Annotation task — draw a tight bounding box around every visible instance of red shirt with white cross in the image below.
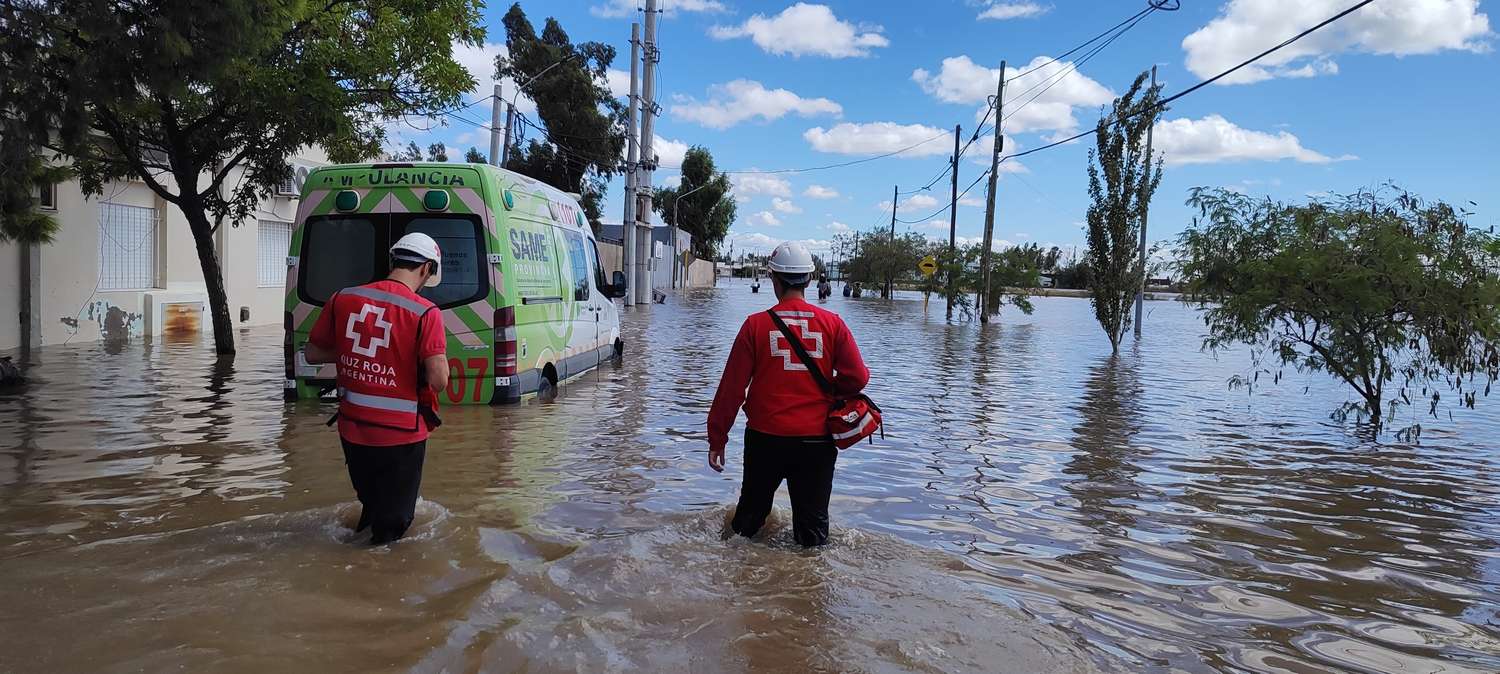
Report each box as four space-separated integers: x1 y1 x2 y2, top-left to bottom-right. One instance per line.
707 297 870 451
310 279 447 446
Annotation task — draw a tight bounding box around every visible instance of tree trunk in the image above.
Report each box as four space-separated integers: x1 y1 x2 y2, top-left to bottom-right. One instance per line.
182 203 236 357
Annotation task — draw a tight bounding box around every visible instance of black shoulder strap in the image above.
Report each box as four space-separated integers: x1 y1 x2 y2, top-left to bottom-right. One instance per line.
766 309 834 396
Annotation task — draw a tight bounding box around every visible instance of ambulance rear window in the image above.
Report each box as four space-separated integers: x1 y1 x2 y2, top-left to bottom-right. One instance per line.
398 215 486 309
301 216 379 304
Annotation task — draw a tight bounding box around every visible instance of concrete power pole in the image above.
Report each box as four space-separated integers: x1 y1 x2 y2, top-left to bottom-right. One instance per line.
978 60 1006 324
946 124 960 321
635 0 661 305
500 103 515 166
620 22 641 307
1133 65 1157 339
488 84 503 166
886 184 897 299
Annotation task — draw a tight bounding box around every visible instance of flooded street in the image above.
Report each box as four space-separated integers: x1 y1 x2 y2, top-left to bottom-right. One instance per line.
3 286 1499 673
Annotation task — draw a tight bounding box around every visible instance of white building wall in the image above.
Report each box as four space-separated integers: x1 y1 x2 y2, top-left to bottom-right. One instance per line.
0 147 328 353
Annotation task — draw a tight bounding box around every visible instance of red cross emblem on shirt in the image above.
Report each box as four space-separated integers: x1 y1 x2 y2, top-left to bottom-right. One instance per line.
345 304 392 358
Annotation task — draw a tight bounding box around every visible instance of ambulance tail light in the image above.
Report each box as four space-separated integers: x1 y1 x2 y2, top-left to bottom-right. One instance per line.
495 306 517 377
283 311 296 400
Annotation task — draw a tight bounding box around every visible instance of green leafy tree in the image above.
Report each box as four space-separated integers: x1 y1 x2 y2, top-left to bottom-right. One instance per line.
496 3 625 225
1176 186 1500 430
464 147 487 163
0 146 68 244
390 141 423 161
0 0 483 355
1085 71 1164 354
426 142 449 162
655 146 735 260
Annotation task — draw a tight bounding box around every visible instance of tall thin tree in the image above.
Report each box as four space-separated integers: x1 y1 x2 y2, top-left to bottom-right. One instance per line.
1085 71 1164 354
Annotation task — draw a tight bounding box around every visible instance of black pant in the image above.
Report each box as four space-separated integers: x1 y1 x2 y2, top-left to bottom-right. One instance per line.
341 439 426 545
731 428 838 547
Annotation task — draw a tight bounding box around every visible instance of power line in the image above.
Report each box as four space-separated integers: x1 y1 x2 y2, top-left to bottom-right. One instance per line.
895 168 991 224
958 0 1174 161
1000 0 1376 164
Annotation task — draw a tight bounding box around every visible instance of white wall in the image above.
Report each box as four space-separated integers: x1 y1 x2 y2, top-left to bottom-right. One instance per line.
9 147 329 350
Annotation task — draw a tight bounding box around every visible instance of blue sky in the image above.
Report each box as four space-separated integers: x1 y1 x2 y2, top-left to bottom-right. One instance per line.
399 0 1498 256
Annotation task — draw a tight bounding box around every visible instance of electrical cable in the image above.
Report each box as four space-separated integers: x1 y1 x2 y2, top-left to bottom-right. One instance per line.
1000 0 1376 164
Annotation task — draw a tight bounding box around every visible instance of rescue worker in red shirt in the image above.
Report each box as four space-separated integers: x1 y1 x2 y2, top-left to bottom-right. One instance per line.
707 241 870 546
303 232 450 545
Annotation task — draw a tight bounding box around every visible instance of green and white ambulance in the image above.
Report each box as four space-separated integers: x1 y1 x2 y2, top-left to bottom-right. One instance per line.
284 162 626 404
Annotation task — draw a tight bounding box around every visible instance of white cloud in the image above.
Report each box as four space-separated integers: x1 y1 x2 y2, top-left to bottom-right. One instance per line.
748 211 783 227
731 232 832 254
955 235 1017 251
652 135 690 169
827 221 852 232
606 69 631 99
921 219 951 230
1152 115 1355 166
913 55 1113 135
978 2 1050 20
592 0 727 18
450 41 536 117
803 122 950 156
732 172 793 198
877 193 940 214
1182 0 1491 84
804 184 840 199
710 3 890 58
671 79 842 129
772 197 803 214
958 196 984 207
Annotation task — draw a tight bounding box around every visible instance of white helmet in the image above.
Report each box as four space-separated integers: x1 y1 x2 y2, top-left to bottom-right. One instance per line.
768 240 815 273
391 232 443 287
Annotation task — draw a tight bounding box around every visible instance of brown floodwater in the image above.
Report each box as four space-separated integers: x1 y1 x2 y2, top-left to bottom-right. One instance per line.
2 286 1498 673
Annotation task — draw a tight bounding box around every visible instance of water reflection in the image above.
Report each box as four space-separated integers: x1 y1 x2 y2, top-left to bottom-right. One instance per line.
2 291 1500 673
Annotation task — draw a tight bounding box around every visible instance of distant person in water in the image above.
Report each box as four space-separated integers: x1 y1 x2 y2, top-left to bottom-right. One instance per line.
707 242 870 546
303 233 449 545
817 276 832 300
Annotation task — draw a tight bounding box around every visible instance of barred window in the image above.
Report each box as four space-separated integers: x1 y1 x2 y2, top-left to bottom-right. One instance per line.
257 219 292 287
98 203 158 291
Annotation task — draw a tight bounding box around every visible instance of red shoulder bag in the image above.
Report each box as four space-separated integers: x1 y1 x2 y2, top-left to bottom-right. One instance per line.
766 310 883 449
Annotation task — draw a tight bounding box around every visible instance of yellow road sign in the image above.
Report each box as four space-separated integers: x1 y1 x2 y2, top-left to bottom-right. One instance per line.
918 255 938 277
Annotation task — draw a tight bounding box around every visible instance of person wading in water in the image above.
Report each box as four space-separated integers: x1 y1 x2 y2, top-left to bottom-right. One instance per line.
304 232 449 544
707 241 870 546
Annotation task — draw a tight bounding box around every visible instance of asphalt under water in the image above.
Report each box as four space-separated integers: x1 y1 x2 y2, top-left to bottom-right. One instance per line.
2 286 1498 673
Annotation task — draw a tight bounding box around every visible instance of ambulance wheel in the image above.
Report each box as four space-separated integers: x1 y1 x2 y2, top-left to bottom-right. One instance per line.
537 364 558 402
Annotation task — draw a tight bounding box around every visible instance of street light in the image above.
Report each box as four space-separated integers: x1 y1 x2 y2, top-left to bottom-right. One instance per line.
500 52 583 165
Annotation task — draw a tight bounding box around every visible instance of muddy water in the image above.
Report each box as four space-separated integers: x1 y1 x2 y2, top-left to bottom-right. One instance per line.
2 288 1499 673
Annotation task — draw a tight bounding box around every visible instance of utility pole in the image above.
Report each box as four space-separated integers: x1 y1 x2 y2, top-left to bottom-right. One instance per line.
886 184 897 299
620 22 641 307
1133 65 1157 339
488 84 503 166
946 124 960 321
635 0 660 305
978 60 1006 324
500 103 515 166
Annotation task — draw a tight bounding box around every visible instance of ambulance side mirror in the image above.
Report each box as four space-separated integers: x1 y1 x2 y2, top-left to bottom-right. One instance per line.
605 271 628 299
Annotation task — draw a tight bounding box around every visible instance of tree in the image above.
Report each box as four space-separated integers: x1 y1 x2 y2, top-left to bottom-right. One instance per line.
391 141 424 162
1176 186 1500 430
496 3 625 225
426 142 449 162
1085 71 1164 354
0 0 484 355
655 146 735 260
464 147 487 164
